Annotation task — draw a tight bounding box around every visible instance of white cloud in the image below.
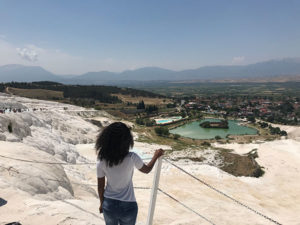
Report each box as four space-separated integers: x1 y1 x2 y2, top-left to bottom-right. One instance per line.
0 39 25 65
16 47 38 62
232 56 245 64
0 39 104 74
0 39 150 74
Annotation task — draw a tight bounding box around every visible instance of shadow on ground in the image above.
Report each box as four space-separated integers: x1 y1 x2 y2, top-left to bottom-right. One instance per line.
0 197 7 207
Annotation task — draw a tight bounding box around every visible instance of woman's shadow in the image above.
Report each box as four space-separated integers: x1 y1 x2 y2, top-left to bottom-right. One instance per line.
0 197 7 207
0 198 22 225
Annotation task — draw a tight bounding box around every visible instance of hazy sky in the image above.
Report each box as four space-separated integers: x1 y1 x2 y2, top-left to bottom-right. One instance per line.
1 0 300 74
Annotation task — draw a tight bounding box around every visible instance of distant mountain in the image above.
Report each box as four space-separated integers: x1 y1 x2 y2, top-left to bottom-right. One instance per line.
178 58 300 80
0 64 61 82
71 58 300 83
121 67 174 80
1 58 300 84
65 67 175 84
69 71 117 84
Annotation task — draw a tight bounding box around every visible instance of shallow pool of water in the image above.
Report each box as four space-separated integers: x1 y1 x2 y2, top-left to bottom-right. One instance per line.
156 116 182 124
156 119 173 123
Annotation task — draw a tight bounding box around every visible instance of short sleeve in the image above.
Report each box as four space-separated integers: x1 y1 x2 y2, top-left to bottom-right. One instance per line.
130 152 144 170
96 160 105 178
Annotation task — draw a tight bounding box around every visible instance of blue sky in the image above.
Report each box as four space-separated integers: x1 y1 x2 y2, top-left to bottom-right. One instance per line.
0 0 300 74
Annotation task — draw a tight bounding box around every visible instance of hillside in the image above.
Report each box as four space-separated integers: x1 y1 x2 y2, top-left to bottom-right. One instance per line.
1 81 165 105
1 82 172 120
0 64 61 82
0 94 300 224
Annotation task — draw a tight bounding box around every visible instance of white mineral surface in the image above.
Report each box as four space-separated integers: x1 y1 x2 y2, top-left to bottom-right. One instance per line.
0 93 300 225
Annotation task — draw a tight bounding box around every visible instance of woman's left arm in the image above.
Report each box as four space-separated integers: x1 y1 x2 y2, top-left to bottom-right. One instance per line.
97 177 105 213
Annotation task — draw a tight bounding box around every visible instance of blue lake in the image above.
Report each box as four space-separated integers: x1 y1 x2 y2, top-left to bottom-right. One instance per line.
170 118 258 139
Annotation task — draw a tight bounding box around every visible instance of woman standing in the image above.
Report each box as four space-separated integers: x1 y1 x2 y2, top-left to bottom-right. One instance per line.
96 122 164 225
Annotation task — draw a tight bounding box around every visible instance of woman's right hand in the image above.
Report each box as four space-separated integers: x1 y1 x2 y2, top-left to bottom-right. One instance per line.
139 149 165 174
99 203 103 214
154 149 164 158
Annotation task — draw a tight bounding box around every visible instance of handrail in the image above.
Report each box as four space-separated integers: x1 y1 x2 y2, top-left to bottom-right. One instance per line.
146 156 163 225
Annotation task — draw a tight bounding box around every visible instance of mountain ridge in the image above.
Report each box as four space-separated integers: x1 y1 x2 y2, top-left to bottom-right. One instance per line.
1 58 300 84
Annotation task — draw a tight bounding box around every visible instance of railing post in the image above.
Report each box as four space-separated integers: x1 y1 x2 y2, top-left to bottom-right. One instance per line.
146 156 163 225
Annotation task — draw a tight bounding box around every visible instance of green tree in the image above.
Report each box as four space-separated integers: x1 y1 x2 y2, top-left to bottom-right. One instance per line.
154 127 163 136
173 134 180 140
247 115 256 123
137 100 145 109
201 141 211 147
145 119 155 127
135 118 145 125
280 130 287 136
166 103 176 108
215 135 221 140
180 110 187 118
154 127 169 137
145 105 158 114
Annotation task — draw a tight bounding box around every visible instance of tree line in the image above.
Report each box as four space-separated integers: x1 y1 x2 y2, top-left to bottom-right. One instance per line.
0 82 165 104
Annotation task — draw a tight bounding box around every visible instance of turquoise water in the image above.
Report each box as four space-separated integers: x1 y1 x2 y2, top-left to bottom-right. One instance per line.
157 119 173 123
156 116 182 124
170 118 257 139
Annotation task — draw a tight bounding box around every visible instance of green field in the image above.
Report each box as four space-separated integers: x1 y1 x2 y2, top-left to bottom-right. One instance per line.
131 82 300 98
7 87 64 99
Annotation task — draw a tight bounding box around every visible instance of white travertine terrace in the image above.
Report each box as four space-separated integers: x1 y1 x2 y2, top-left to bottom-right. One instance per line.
0 93 300 225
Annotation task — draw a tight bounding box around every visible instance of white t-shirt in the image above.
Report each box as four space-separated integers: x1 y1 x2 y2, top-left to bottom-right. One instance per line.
97 152 144 202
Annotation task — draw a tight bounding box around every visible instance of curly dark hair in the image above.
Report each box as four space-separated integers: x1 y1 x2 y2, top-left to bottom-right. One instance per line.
95 122 134 167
